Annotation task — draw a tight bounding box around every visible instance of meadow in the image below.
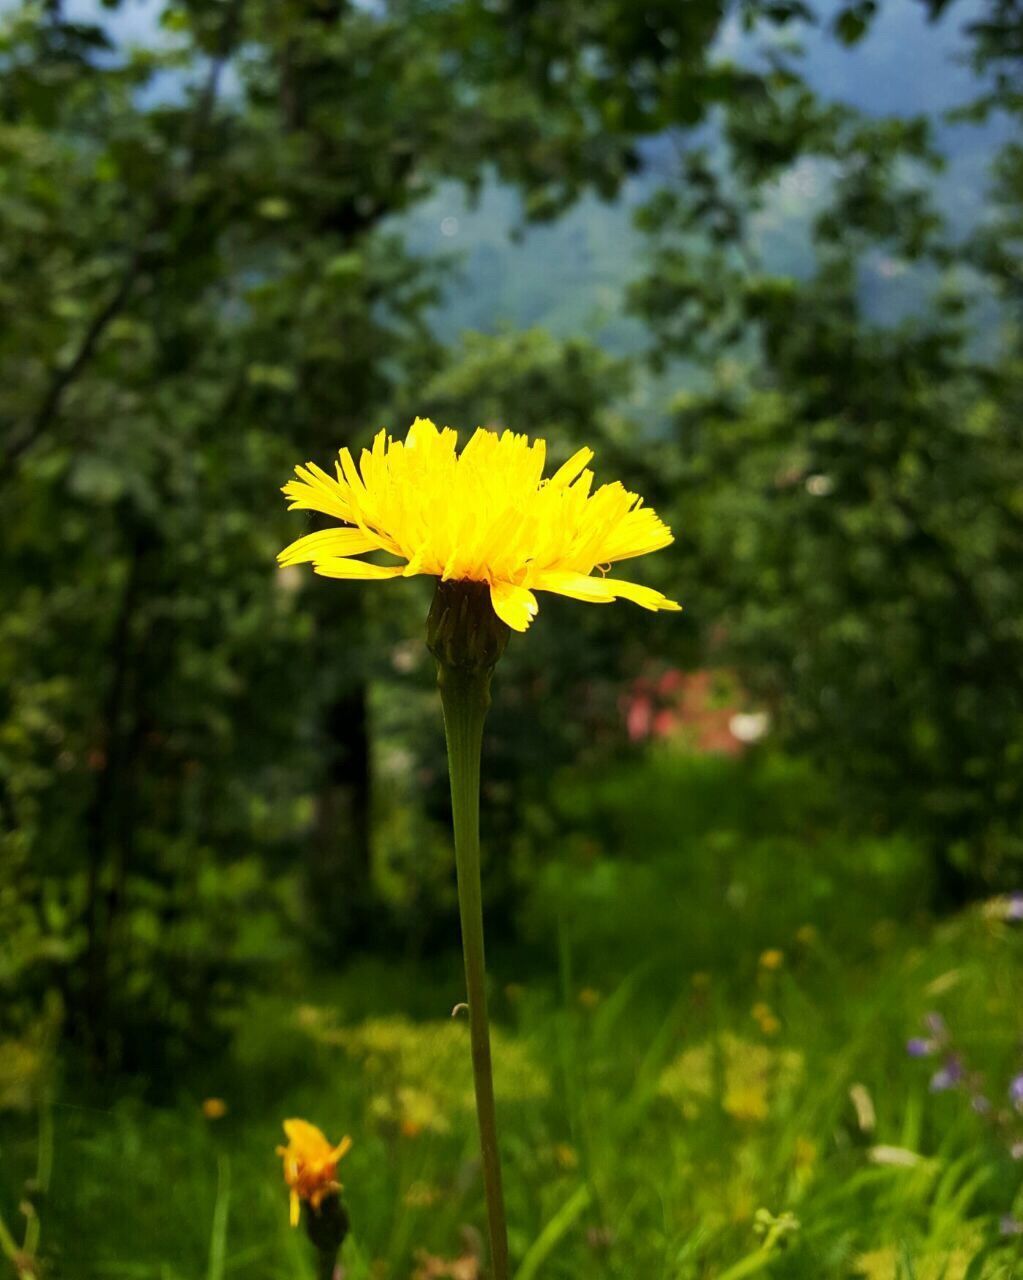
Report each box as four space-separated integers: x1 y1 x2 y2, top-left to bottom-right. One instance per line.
3 2 1023 1276
6 751 1022 1280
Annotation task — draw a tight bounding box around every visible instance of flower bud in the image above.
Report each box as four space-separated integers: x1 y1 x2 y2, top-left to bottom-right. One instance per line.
427 580 510 674
305 1190 350 1262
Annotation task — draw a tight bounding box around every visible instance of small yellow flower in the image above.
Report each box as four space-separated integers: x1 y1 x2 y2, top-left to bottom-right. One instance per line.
404 1181 442 1209
759 949 784 971
279 419 681 632
724 1082 770 1122
277 1119 352 1227
201 1097 227 1120
553 1142 579 1170
577 987 601 1009
752 1002 781 1035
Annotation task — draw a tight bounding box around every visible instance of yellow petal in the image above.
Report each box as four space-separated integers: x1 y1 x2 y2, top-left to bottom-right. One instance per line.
283 464 353 521
490 581 539 631
290 1190 300 1227
602 578 682 612
331 1135 353 1162
283 1118 323 1143
597 508 675 563
278 527 380 566
533 570 616 604
549 447 594 489
535 570 681 612
313 557 406 580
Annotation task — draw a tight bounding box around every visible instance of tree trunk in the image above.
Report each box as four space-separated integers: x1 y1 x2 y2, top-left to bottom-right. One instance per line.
82 531 147 1067
309 677 377 951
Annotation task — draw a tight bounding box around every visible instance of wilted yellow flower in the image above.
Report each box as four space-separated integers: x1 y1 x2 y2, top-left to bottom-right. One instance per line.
277 1119 352 1226
279 419 680 632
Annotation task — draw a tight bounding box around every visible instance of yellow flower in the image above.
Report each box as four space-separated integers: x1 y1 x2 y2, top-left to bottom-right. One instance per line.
759 948 784 970
752 1002 781 1035
553 1142 579 1170
278 419 681 632
276 1119 352 1227
793 1136 817 1174
201 1097 227 1120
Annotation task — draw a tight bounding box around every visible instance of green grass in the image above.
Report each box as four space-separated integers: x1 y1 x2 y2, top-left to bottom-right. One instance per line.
3 750 1023 1279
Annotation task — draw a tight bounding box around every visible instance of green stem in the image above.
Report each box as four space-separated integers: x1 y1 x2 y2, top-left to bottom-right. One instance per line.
0 1210 19 1265
314 1248 337 1280
438 662 510 1280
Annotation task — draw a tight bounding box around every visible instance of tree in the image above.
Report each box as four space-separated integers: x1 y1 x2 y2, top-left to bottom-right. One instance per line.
0 0 778 1066
628 1 1023 895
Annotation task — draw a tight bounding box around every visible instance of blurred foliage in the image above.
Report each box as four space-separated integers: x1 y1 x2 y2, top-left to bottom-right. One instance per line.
4 0 1023 1274
625 6 1023 896
0 0 1021 1089
3 752 1023 1277
0 0 722 1067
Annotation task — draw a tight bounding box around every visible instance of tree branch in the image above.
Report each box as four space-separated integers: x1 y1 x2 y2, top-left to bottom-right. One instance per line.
3 251 143 469
3 0 245 473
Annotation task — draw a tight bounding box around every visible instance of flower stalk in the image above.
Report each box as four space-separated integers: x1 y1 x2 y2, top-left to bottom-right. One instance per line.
428 581 511 1280
306 1195 349 1280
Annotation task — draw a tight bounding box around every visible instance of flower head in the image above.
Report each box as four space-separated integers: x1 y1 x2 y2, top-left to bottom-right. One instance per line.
279 419 681 632
929 1056 964 1092
277 1119 352 1226
906 1038 934 1059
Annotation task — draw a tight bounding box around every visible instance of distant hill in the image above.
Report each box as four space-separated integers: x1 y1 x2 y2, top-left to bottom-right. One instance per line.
20 0 1013 356
399 0 1012 354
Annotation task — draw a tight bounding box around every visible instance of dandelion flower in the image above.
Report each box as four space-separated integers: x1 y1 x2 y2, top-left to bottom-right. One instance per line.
278 418 680 632
277 1119 352 1227
276 419 680 1280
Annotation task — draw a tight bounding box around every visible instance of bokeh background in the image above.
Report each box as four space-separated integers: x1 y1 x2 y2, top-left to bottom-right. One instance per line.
2 1 1023 1276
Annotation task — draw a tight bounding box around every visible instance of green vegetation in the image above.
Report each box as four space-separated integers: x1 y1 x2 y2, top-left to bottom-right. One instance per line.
5 754 1023 1278
2 0 1023 1274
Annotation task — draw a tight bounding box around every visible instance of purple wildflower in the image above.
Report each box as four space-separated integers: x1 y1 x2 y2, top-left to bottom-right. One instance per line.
907 1038 934 1058
971 1094 992 1114
930 1056 964 1093
1006 893 1023 922
1009 1073 1023 1108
